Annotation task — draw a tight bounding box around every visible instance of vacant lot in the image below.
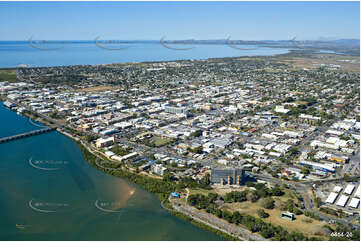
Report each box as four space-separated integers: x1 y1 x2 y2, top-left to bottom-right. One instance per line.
76 85 115 93
153 137 173 147
222 200 331 238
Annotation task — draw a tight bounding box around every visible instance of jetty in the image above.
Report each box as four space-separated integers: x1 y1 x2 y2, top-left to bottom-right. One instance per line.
0 127 56 144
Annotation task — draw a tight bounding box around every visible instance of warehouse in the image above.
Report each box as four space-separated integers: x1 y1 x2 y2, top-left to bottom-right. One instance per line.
325 192 338 204
344 184 355 195
336 195 349 207
348 198 360 208
296 160 335 173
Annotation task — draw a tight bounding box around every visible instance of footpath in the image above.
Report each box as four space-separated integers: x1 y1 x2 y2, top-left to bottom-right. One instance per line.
169 198 267 241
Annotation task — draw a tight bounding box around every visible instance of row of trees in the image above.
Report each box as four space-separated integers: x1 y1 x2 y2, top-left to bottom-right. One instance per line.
188 184 285 209
224 183 284 204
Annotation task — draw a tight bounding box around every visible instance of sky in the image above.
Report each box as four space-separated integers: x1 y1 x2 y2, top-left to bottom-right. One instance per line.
0 1 359 41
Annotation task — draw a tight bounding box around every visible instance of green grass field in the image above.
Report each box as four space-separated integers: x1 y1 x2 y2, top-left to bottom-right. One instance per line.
153 137 173 147
0 69 19 83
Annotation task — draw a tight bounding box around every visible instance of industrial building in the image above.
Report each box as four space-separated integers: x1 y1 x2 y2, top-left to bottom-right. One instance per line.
336 195 349 207
95 136 114 148
344 184 355 195
333 186 343 193
210 167 244 185
326 192 338 204
349 198 360 208
164 106 189 115
296 160 335 173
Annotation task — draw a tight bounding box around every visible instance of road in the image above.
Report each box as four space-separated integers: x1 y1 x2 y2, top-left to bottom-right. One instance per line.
170 198 267 241
342 149 360 176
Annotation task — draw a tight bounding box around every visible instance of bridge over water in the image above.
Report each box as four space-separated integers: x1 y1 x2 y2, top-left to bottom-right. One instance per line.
0 127 56 144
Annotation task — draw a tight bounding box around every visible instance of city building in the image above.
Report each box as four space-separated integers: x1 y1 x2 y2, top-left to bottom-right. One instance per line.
95 137 114 148
164 106 189 115
210 167 244 185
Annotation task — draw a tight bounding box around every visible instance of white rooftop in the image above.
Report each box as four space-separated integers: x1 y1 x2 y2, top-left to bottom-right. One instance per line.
336 195 349 207
344 184 355 195
325 192 338 204
349 198 360 208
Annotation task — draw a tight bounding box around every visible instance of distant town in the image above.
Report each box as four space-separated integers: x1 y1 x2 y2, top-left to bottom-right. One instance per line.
0 51 359 240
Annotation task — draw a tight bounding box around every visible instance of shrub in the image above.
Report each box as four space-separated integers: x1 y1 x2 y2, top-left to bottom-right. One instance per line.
257 209 270 218
261 197 275 209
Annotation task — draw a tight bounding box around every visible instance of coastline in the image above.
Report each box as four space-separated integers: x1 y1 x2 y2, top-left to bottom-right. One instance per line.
0 42 291 69
72 132 240 241
0 100 244 241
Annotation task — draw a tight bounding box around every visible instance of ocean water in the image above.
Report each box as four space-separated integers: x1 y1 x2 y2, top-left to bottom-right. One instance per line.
0 41 289 67
0 103 223 240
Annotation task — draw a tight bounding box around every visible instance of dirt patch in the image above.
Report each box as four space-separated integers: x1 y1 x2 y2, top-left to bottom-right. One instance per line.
277 53 360 73
76 85 115 93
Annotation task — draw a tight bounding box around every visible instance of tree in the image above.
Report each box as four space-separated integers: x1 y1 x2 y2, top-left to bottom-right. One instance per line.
246 191 260 202
222 210 233 223
232 211 242 224
301 166 310 175
215 209 222 218
261 197 275 209
201 173 211 186
286 199 295 212
288 147 299 155
163 171 173 182
191 130 202 137
187 194 210 209
255 183 270 198
207 193 218 203
257 209 270 218
191 146 203 154
293 208 302 215
271 170 279 178
276 200 287 211
271 185 284 196
224 191 248 203
260 226 274 238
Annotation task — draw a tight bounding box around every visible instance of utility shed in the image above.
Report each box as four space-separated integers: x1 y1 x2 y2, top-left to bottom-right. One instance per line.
336 195 349 207
348 198 360 208
326 192 338 204
344 184 355 195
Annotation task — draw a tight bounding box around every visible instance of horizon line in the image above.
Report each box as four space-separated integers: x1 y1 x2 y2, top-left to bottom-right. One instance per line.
0 38 359 42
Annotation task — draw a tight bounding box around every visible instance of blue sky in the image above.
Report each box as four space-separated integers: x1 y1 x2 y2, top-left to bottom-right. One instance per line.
0 1 359 40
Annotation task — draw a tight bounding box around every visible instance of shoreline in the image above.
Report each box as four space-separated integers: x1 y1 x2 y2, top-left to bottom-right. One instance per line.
0 45 291 69
0 101 245 241
72 134 240 240
2 49 354 70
